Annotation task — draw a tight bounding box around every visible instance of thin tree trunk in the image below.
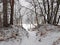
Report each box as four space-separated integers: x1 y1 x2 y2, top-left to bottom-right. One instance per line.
0 13 2 27
10 0 14 25
53 0 59 25
57 16 60 24
47 0 50 24
50 0 54 24
43 0 47 14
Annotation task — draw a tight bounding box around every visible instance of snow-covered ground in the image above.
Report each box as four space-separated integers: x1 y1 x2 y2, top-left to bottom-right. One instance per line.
0 24 60 45
21 30 60 45
0 25 28 45
20 24 60 45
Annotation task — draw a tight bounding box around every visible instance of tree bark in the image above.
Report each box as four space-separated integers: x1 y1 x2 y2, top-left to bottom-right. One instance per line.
10 0 14 25
47 0 50 24
3 0 8 27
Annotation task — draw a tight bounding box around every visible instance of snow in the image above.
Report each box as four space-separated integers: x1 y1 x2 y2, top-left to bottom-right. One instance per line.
20 24 60 45
0 25 28 45
19 0 33 9
21 31 39 45
0 0 60 45
21 29 60 45
0 24 60 45
0 31 60 45
22 24 37 31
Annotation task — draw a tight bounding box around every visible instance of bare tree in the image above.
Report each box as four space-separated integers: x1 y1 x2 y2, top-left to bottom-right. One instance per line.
41 0 60 25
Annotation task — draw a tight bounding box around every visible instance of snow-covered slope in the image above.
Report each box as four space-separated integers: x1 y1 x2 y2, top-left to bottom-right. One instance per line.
21 28 60 45
0 25 29 45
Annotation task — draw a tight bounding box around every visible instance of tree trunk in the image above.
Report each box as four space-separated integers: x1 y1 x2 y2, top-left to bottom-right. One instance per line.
3 0 8 27
0 14 2 27
47 0 50 24
10 0 14 25
50 0 54 24
53 0 59 25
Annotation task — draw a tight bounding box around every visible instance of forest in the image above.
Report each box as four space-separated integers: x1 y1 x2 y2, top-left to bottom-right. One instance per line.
0 0 60 45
